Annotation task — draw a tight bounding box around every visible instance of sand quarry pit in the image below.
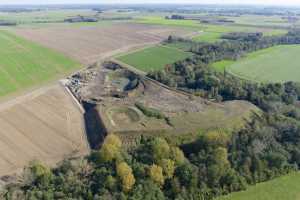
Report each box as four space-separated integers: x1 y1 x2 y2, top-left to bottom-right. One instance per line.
0 84 89 176
14 23 192 64
68 62 260 147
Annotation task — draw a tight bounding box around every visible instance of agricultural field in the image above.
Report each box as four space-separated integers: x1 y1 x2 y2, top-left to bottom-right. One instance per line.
0 9 98 25
135 16 201 29
226 14 293 28
213 45 300 83
218 173 300 200
192 31 222 42
116 45 193 72
0 30 80 97
212 60 235 73
165 40 194 51
14 23 191 64
0 84 89 176
136 16 288 42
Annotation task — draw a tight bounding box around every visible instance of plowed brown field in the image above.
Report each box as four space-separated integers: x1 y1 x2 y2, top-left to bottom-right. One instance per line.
14 23 192 64
0 84 89 176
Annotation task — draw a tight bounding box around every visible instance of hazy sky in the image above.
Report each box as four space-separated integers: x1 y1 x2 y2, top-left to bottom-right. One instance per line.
0 0 299 5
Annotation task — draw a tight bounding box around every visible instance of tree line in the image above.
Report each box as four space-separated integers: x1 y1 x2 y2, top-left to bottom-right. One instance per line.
151 31 300 114
3 112 300 200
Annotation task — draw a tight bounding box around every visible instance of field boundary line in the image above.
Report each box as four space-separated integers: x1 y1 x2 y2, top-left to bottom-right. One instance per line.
114 42 161 58
59 80 85 114
59 80 91 152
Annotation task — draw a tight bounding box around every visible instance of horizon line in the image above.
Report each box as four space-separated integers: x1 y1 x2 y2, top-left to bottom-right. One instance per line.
0 3 299 6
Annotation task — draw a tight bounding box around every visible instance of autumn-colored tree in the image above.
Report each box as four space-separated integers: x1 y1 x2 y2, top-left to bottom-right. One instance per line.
104 134 122 149
99 134 122 162
28 160 52 180
117 162 132 177
170 147 185 165
213 147 230 168
25 161 52 185
149 164 165 186
152 138 170 162
99 143 119 162
122 173 136 192
159 159 175 179
117 162 135 192
203 130 229 147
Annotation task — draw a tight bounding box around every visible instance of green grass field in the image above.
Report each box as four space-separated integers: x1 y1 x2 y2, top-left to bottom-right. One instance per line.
0 30 80 96
0 9 121 28
192 31 223 42
116 45 193 72
165 41 194 51
226 14 292 28
217 173 300 200
212 60 235 72
213 45 300 83
0 9 96 24
136 16 201 29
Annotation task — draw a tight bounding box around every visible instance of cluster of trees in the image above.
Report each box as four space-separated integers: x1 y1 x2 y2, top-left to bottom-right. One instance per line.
64 15 98 23
166 30 300 62
165 15 185 20
221 32 263 42
3 110 300 200
0 21 17 26
151 31 300 116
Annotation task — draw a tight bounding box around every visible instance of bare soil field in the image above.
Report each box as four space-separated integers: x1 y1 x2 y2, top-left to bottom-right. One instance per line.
14 23 192 64
0 84 89 176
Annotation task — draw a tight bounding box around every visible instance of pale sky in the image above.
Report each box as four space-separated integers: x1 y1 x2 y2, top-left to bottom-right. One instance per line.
0 0 299 6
